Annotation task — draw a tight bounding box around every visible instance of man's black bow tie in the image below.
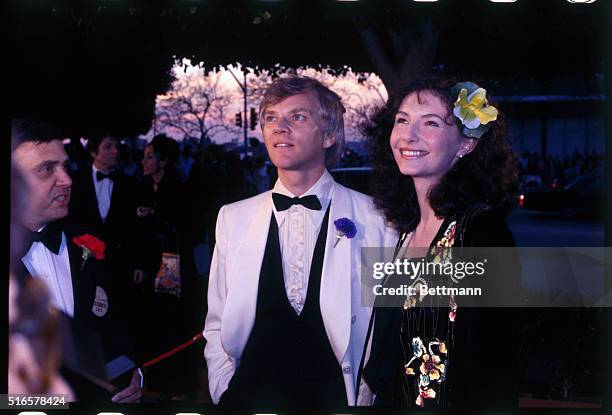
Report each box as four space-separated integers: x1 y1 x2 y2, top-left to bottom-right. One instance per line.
96 170 118 182
272 193 322 211
31 223 62 255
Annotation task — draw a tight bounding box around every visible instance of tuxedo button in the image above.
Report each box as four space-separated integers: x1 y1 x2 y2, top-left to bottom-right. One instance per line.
351 315 357 324
342 366 352 374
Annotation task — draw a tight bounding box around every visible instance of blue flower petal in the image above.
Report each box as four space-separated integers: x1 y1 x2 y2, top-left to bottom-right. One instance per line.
334 218 357 238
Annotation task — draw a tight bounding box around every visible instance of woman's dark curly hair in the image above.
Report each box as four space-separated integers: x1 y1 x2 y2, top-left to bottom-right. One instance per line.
365 77 519 234
148 134 180 178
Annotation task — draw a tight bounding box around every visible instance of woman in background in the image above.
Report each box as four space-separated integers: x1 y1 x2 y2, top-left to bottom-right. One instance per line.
134 134 200 400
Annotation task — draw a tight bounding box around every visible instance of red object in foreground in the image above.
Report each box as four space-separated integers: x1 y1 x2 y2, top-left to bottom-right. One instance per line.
72 234 106 259
143 332 204 368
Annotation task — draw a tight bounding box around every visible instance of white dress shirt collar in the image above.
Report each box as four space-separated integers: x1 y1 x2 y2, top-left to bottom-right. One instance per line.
92 164 119 181
91 164 114 222
271 170 334 227
92 164 102 177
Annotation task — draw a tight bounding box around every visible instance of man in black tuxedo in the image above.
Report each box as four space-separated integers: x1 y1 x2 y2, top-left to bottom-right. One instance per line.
11 120 142 402
67 133 146 284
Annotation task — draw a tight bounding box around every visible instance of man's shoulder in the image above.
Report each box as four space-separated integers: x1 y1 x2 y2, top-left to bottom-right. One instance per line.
342 184 373 203
332 182 376 210
331 182 393 237
220 191 271 217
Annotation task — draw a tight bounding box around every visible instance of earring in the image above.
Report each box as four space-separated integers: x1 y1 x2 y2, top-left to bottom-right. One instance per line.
458 153 464 158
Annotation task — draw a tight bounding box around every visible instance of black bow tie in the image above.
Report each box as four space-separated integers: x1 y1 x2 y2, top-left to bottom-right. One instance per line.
96 170 117 182
31 223 62 255
272 193 322 211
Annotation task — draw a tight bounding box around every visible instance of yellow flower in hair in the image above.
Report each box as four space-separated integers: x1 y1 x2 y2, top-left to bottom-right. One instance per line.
453 87 498 129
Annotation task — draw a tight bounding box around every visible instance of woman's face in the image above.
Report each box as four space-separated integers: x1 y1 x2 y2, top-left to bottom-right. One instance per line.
390 91 473 184
142 145 163 176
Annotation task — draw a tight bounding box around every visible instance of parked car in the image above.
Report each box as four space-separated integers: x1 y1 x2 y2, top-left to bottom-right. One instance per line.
519 172 604 218
330 166 373 196
520 174 543 191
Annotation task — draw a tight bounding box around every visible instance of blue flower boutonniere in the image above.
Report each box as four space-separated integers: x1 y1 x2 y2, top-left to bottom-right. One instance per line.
333 218 356 248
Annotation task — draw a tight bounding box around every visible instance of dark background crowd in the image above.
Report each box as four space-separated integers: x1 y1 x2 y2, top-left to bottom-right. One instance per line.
518 149 604 191
65 134 606 205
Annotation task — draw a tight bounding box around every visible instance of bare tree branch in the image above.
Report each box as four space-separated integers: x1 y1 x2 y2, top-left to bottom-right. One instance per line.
155 69 235 143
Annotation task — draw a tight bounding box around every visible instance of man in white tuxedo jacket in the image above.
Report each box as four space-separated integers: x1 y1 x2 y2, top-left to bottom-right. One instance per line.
204 76 395 408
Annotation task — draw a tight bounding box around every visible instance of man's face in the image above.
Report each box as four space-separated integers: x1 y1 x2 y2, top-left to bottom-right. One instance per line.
12 140 72 230
261 93 335 174
92 136 120 172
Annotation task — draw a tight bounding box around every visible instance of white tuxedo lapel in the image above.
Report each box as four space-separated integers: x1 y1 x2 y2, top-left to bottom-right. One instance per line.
222 193 272 359
320 183 353 363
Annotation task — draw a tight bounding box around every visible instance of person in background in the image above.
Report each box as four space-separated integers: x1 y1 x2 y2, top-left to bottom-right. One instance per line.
178 143 195 183
67 132 144 286
63 136 90 174
249 137 267 160
134 134 200 400
120 142 142 180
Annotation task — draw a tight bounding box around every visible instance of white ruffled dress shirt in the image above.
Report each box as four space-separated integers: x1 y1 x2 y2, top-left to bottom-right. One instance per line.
92 165 114 223
21 229 74 318
271 170 333 315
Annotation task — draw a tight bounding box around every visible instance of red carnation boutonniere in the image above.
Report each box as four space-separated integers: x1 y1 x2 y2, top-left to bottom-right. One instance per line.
72 234 106 270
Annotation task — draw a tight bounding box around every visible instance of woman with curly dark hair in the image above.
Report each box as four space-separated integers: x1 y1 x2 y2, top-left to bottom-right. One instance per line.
358 77 520 409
